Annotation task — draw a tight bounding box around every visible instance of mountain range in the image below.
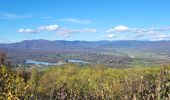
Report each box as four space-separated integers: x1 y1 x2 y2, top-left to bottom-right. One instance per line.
0 39 170 52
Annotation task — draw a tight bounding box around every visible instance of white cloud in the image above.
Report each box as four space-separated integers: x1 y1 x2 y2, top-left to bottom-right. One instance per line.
56 28 97 37
38 24 59 31
58 18 92 24
146 33 170 41
106 25 170 40
102 34 115 38
57 30 72 37
60 34 71 37
114 25 129 32
18 28 37 33
105 25 125 33
133 32 170 41
57 28 75 36
132 28 170 40
107 25 170 34
106 25 129 32
80 28 97 33
18 24 97 38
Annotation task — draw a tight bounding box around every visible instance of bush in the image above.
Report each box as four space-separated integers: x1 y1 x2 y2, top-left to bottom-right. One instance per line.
0 64 170 99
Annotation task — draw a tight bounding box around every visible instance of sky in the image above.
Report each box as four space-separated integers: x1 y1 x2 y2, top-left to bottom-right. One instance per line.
1 0 170 43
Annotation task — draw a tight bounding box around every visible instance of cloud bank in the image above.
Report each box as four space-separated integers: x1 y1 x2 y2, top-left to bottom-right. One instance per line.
105 25 170 40
18 24 97 37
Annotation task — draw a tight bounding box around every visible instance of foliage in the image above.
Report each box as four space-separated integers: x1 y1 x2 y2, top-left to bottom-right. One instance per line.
0 65 30 100
0 64 170 99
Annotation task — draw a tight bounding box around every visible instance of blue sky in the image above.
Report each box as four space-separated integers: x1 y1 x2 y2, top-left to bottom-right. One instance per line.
1 0 170 42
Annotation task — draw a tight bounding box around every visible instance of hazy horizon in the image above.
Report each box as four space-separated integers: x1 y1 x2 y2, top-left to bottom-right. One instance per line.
1 39 170 44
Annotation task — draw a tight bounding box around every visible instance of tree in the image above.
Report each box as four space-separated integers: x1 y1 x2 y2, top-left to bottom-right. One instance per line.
0 50 7 66
0 50 11 68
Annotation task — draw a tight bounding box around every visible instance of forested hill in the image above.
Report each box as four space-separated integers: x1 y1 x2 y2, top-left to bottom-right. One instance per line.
0 40 170 52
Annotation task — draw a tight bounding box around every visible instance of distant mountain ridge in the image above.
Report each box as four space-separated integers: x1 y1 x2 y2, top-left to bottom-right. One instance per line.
1 39 170 52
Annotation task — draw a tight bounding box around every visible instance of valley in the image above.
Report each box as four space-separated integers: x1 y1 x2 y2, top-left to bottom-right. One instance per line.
1 40 170 67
